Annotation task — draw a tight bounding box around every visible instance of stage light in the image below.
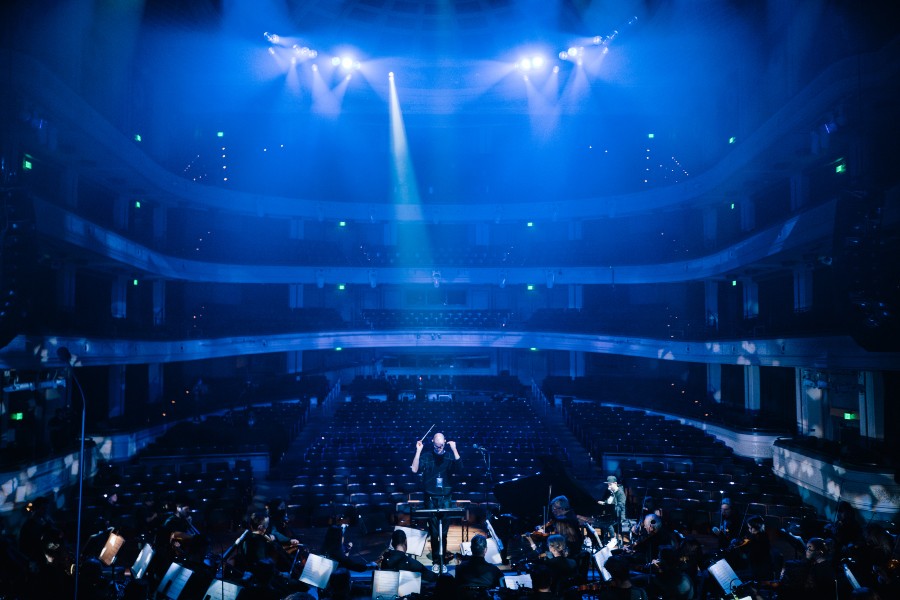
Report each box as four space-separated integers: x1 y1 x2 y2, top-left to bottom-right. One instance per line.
312 64 318 72
593 36 602 45
268 47 275 55
552 66 559 73
331 57 341 66
519 58 532 71
559 51 568 60
388 72 394 79
341 56 355 70
532 55 545 69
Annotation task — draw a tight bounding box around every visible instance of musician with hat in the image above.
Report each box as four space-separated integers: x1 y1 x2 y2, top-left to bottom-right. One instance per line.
602 476 627 542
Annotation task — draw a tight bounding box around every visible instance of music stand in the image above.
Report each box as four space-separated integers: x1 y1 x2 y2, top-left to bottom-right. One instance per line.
202 579 242 600
371 570 422 599
708 558 743 597
459 538 502 565
131 544 155 580
393 526 428 557
99 532 126 567
298 553 337 589
411 507 466 574
158 563 195 600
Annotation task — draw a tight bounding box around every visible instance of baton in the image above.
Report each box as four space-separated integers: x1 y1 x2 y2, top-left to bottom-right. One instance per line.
420 424 435 442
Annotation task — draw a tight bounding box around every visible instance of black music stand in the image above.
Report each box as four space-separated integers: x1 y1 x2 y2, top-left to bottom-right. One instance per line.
411 507 466 574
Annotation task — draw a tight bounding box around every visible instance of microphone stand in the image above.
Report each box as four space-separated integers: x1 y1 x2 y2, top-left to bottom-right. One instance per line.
60 351 87 600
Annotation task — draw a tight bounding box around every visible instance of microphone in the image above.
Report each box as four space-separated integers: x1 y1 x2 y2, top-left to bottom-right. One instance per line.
472 444 488 452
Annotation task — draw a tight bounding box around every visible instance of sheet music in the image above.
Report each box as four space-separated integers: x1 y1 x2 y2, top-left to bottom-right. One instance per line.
299 553 336 589
202 579 241 600
502 573 533 589
398 571 422 596
158 563 193 599
372 571 422 599
394 526 428 557
708 559 743 595
458 539 502 564
99 532 125 566
131 544 154 579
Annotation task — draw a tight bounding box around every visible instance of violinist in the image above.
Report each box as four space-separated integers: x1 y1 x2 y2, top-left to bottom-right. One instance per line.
736 516 774 582
266 498 300 550
628 514 672 566
711 498 740 550
538 534 579 594
804 537 836 600
542 496 582 552
237 511 307 597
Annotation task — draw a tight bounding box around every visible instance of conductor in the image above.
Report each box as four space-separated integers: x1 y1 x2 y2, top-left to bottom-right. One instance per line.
411 432 461 573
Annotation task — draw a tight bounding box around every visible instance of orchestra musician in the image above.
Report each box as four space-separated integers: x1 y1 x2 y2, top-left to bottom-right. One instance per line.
266 497 300 550
380 529 437 582
597 554 649 600
539 534 579 594
627 513 672 565
711 498 741 550
602 476 627 542
542 496 583 551
411 431 461 573
455 534 503 590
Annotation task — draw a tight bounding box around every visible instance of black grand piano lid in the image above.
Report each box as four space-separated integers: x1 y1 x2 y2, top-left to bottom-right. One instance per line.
492 456 600 521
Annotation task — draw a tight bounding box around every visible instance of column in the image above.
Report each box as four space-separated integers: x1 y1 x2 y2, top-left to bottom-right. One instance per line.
62 167 79 208
108 365 126 419
707 363 722 402
744 365 760 411
111 276 127 319
790 173 809 212
286 351 303 375
704 281 719 330
153 205 168 245
569 351 585 379
148 363 164 405
702 207 718 249
742 279 759 320
793 266 813 313
797 367 828 438
568 284 583 310
113 195 129 231
740 197 756 232
568 220 582 241
858 371 885 441
289 284 303 310
57 263 76 312
152 280 166 326
289 218 304 240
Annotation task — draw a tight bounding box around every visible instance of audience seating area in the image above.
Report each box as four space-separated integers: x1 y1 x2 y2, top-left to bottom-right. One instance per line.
288 397 568 526
360 309 515 330
563 402 818 535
